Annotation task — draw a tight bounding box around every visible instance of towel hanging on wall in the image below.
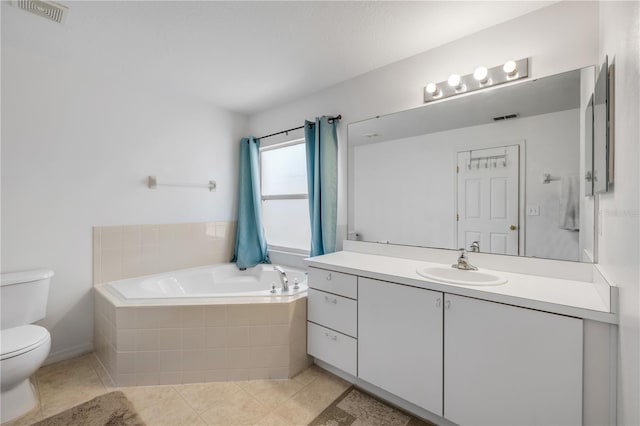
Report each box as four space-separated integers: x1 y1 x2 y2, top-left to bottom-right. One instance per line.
559 176 580 231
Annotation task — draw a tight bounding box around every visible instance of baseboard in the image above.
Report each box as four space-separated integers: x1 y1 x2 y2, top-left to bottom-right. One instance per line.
44 342 94 365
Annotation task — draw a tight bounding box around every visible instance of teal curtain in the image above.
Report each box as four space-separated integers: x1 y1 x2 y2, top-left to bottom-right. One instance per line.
305 116 338 257
232 137 270 269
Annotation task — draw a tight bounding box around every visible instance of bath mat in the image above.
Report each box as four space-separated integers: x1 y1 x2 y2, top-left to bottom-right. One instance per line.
33 391 145 426
309 386 434 426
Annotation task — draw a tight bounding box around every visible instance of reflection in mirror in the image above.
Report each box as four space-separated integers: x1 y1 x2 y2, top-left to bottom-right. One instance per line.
348 67 595 262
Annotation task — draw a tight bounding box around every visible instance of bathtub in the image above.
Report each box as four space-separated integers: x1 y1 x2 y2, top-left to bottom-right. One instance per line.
93 263 311 386
105 263 308 301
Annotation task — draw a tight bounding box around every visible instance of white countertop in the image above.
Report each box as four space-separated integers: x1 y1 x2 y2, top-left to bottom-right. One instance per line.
305 251 617 324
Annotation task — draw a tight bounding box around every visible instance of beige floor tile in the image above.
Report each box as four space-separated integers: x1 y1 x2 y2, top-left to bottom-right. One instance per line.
199 390 270 425
242 379 304 406
174 381 243 413
36 355 98 385
119 385 179 412
2 406 43 426
304 371 350 400
271 395 324 425
138 397 205 426
39 374 107 418
291 364 325 386
252 411 299 426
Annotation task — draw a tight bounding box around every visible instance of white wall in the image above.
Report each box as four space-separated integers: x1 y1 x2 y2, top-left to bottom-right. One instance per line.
352 109 581 261
1 4 248 360
249 1 599 247
597 2 640 425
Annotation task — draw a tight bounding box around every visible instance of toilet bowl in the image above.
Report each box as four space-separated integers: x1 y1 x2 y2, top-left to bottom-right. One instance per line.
1 325 51 423
0 269 53 423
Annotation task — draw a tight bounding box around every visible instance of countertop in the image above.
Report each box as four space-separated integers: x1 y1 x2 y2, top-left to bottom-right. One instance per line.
305 251 617 323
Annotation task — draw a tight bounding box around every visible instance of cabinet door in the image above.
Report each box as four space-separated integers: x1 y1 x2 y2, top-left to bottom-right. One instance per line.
444 294 582 426
358 277 443 415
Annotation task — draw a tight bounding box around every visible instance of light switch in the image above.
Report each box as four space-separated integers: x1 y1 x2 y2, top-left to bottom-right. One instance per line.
527 205 540 216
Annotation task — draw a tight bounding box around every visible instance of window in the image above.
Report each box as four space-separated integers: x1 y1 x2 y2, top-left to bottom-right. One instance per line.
260 139 311 253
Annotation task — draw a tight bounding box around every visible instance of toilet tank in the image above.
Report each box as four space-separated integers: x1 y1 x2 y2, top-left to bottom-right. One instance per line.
1 269 53 329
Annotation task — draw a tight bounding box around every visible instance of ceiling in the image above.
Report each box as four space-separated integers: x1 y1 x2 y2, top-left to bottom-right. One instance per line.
3 1 556 115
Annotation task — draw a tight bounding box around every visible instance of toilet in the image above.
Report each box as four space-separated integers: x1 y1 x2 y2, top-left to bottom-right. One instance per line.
1 269 53 423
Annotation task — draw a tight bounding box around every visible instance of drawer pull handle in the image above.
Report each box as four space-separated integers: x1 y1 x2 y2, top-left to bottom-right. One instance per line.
436 298 442 308
326 273 332 281
325 296 338 304
324 332 338 341
445 300 451 310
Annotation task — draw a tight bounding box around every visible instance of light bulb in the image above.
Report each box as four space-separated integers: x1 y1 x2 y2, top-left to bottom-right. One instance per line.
503 60 518 77
448 74 461 88
473 66 489 84
426 82 441 97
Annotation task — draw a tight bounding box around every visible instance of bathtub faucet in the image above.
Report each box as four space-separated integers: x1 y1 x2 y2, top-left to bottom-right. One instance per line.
274 266 289 292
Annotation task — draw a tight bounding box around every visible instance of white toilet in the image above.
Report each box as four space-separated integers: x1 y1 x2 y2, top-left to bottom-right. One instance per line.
1 269 53 423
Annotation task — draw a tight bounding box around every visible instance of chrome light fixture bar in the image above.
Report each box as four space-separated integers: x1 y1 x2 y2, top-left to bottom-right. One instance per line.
424 58 529 103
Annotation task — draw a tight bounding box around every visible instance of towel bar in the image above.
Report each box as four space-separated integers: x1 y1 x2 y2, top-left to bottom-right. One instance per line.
147 176 216 191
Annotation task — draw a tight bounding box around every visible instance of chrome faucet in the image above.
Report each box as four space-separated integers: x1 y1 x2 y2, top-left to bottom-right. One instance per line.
470 241 480 253
452 248 478 271
274 266 289 291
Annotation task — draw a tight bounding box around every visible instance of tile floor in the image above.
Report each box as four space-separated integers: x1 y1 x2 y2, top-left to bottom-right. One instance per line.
5 353 351 426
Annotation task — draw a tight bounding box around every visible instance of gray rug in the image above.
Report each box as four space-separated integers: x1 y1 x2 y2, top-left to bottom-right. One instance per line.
309 386 434 426
33 391 145 426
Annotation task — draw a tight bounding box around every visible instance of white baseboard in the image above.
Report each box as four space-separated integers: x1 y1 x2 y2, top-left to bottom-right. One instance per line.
44 342 94 365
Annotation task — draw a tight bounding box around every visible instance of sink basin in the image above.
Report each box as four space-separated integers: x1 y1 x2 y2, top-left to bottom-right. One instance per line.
416 266 507 286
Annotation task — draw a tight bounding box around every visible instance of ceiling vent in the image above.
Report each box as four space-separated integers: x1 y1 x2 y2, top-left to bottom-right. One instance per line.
12 0 68 24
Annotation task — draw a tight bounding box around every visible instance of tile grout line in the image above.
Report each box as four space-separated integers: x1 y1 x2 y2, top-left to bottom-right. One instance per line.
170 383 210 424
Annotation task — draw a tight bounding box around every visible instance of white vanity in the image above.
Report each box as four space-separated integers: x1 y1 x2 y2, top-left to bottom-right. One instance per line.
305 243 617 426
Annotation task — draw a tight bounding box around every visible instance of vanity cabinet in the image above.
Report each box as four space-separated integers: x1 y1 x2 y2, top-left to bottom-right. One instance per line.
307 267 358 376
444 293 583 426
358 277 443 416
306 267 584 426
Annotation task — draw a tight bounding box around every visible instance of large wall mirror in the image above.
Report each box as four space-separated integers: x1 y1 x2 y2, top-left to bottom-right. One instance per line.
348 66 596 263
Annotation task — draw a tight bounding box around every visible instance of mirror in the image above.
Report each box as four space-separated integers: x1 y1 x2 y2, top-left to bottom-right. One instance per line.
593 56 613 193
348 66 595 262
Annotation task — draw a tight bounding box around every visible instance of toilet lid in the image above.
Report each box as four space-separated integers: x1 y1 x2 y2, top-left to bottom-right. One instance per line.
1 325 50 360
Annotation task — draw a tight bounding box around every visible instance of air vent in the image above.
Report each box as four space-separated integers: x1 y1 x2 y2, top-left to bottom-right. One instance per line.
12 0 68 24
493 113 520 121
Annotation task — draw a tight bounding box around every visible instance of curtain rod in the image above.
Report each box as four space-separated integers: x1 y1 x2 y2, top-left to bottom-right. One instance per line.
256 115 341 140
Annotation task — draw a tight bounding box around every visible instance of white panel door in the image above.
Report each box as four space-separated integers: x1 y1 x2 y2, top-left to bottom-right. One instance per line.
444 293 583 426
457 146 519 255
358 277 443 416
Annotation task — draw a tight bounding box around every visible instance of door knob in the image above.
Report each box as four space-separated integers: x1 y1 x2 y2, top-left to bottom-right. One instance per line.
509 225 518 231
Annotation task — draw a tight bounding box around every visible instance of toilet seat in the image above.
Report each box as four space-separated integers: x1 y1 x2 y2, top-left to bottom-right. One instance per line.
1 325 50 361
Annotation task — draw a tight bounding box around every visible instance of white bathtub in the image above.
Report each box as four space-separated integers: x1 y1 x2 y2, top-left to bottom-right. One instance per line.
105 263 308 300
93 262 311 386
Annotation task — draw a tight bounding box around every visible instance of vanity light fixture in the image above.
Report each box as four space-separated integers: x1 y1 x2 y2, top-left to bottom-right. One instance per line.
424 58 529 103
503 60 518 77
473 66 489 85
425 82 441 98
448 74 463 91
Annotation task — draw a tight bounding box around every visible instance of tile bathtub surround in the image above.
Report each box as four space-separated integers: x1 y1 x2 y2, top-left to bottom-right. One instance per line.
93 221 236 284
94 292 312 387
5 352 350 426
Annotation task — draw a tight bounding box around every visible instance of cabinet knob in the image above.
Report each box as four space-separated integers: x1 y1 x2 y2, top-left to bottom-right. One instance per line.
326 273 332 281
445 300 451 309
324 332 337 341
325 295 338 304
509 224 518 231
436 298 442 308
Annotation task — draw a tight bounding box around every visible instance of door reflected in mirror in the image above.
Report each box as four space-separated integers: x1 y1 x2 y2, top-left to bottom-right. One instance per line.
348 66 596 262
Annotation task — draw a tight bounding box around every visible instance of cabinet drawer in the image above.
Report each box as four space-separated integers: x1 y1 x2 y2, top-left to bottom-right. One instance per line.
308 288 357 337
307 322 357 376
308 267 357 299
